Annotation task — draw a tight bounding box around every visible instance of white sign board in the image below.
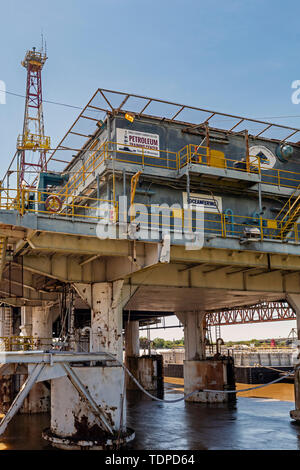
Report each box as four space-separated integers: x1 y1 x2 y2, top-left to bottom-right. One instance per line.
249 145 276 170
117 128 160 157
182 192 222 213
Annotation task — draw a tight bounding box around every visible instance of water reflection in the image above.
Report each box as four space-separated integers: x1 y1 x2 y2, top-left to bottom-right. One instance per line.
0 383 299 450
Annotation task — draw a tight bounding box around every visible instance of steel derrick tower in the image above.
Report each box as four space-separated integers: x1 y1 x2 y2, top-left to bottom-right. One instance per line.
16 46 50 188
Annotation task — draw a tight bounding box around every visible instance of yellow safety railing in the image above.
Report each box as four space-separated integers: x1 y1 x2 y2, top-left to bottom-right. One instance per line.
4 141 300 209
59 140 264 205
0 187 118 224
0 336 54 351
58 140 107 198
106 141 178 170
276 183 300 223
179 144 262 175
118 203 300 243
57 140 177 203
260 168 300 190
31 189 117 222
0 187 300 243
177 144 300 188
17 132 51 151
17 140 299 205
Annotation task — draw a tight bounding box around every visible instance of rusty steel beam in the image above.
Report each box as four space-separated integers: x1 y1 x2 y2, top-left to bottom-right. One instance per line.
69 131 91 138
206 301 296 326
98 88 300 135
170 105 185 121
280 130 299 142
255 124 272 138
138 99 152 117
116 94 130 112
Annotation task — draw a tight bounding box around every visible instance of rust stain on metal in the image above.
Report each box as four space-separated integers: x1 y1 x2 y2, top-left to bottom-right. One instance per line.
0 376 13 413
101 406 115 428
72 414 109 441
194 361 224 390
114 329 120 341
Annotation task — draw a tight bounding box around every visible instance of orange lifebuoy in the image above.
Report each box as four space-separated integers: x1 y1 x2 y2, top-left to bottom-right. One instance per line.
45 195 62 213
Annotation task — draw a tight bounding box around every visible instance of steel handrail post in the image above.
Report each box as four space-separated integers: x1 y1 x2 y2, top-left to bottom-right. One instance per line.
21 187 26 216
223 213 227 238
72 195 75 220
260 216 264 240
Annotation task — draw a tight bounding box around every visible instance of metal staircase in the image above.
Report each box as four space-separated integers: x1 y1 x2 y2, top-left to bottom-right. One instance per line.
276 184 300 239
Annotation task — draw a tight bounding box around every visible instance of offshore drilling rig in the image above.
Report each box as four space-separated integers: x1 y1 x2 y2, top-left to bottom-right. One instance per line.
1 46 300 448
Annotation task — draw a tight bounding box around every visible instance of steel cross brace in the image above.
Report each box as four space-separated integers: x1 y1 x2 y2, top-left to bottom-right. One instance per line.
62 362 113 435
0 363 45 435
0 358 115 437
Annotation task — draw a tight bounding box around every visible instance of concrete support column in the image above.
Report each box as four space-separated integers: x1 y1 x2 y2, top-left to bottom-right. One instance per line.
21 304 53 414
0 307 6 338
19 306 32 337
287 294 300 421
47 281 135 448
124 320 139 389
90 281 123 361
125 321 140 358
31 305 53 348
176 311 234 403
124 320 164 392
0 306 14 413
178 311 206 361
0 306 13 338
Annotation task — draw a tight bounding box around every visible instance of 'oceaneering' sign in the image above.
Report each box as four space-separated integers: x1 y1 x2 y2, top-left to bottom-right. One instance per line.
182 192 222 213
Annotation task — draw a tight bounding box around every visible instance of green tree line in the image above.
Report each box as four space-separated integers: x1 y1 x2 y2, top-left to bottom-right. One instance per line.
139 337 184 350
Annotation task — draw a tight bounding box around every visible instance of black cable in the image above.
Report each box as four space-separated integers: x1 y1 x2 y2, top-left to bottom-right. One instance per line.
1 88 300 120
0 89 86 112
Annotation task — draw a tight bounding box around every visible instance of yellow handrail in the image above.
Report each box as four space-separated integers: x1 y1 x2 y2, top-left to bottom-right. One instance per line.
1 187 300 243
15 140 299 202
0 336 54 351
276 183 300 222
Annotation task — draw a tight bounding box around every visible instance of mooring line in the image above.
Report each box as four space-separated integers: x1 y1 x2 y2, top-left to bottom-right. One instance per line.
105 352 296 404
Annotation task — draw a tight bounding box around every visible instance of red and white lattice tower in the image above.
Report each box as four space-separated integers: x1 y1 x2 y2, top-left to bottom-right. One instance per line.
17 46 50 188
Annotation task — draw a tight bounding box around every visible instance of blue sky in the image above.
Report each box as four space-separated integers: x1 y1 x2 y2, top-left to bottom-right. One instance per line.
2 0 300 166
0 0 299 340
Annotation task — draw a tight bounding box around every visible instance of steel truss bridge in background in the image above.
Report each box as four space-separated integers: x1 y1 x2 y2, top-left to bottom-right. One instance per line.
206 301 296 326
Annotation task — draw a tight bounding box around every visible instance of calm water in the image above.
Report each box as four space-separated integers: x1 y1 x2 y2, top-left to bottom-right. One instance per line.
1 383 300 450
